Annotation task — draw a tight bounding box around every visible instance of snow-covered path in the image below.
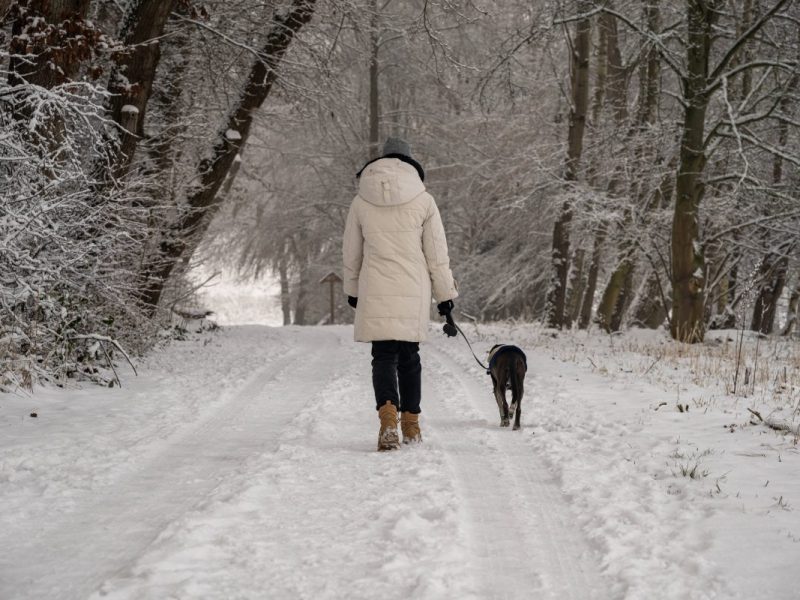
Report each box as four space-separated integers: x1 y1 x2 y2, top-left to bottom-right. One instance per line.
2 324 798 599
0 326 607 599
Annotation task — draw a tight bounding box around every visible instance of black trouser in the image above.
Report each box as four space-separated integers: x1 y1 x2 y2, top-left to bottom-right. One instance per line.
371 340 421 414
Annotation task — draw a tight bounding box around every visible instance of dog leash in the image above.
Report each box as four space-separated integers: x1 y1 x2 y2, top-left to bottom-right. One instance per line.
444 313 490 372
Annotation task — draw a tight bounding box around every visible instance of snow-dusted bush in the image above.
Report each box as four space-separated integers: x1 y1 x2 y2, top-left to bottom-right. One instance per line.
0 79 151 390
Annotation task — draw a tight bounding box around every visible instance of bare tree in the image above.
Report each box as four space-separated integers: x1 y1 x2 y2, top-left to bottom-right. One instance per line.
137 0 318 312
544 1 591 329
670 0 792 342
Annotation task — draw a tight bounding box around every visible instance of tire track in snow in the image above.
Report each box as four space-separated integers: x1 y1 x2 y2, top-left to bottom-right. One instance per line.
0 328 343 600
422 343 609 600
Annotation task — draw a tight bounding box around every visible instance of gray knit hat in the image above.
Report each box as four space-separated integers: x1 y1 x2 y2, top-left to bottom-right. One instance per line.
382 137 412 159
355 136 425 181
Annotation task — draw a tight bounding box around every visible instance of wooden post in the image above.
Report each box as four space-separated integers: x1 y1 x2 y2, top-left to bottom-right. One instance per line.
319 272 342 325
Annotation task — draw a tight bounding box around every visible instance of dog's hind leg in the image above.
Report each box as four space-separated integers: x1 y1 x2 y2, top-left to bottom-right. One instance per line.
492 375 510 427
510 362 524 430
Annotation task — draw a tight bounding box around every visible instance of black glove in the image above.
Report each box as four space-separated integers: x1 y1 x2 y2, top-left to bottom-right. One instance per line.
437 299 454 316
443 312 457 337
438 300 457 337
347 296 358 308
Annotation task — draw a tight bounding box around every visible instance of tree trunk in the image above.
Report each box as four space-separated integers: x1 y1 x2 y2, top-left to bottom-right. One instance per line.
760 256 788 335
137 0 318 312
279 258 291 326
599 205 638 330
636 1 661 128
612 261 635 330
544 3 591 329
566 248 586 327
727 256 738 310
102 0 179 181
564 8 592 183
596 265 623 332
593 7 631 331
711 0 756 327
578 228 604 329
368 0 380 159
670 1 714 343
782 282 800 336
544 202 574 329
716 272 729 316
751 268 767 333
630 270 669 329
705 248 736 329
627 154 675 326
755 94 795 335
597 252 633 332
752 251 790 335
293 268 310 325
622 2 668 329
1 0 13 20
750 57 796 335
771 90 792 183
603 10 627 124
670 0 789 341
590 13 608 127
737 0 755 99
146 22 193 191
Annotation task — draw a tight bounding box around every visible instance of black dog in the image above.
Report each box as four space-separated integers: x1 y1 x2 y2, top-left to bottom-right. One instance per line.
487 345 527 430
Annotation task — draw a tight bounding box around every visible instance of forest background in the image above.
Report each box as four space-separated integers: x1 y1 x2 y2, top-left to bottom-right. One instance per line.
1 0 799 389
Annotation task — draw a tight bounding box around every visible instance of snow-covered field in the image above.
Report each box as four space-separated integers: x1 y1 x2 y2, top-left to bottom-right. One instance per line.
1 322 798 599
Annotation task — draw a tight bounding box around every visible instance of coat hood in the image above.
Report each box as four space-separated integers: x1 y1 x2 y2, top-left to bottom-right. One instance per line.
357 158 426 207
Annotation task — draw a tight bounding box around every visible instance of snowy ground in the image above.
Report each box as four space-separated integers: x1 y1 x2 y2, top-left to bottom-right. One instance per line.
190 267 283 327
1 323 798 599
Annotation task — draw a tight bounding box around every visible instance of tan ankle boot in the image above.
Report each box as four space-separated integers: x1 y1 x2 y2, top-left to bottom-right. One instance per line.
377 401 400 451
401 412 422 444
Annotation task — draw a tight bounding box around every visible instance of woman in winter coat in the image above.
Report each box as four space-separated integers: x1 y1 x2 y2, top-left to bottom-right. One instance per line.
343 138 458 451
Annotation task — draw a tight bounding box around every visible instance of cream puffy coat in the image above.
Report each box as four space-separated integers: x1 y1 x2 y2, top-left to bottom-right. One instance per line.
343 158 458 342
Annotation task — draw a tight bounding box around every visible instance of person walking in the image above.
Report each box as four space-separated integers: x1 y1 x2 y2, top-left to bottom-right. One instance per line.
343 137 458 451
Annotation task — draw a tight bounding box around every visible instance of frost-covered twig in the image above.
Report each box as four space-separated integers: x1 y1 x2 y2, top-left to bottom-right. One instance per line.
69 335 138 376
